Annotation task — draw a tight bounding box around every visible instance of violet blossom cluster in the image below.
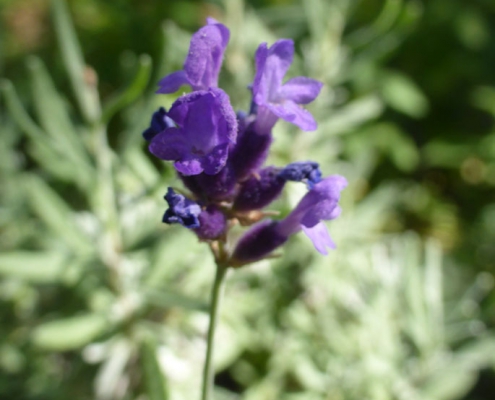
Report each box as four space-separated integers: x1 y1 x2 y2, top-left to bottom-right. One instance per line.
143 19 347 266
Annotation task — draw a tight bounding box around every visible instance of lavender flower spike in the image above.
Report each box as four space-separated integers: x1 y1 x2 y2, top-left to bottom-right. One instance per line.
163 188 202 228
157 19 230 93
149 88 238 176
252 40 323 132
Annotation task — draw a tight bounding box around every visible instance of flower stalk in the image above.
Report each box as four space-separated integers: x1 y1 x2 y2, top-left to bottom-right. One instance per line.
201 261 228 400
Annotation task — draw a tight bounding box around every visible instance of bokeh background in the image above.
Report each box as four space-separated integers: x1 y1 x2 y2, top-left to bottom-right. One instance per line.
2 0 495 399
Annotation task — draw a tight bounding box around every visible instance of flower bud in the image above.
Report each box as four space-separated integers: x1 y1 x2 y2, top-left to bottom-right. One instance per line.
233 167 285 212
194 205 227 240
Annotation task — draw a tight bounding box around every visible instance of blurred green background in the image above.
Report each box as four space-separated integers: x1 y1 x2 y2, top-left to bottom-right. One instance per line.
1 0 495 399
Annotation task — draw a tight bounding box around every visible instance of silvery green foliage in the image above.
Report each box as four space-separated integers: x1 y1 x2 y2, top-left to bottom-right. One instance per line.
0 0 494 399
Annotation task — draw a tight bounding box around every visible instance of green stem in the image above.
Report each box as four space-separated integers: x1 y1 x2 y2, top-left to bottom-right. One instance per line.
201 262 228 400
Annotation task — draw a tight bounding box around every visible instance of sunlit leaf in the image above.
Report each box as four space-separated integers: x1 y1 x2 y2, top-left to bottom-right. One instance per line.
27 56 95 188
51 0 101 122
23 174 94 255
141 337 169 400
381 71 428 118
102 55 152 124
32 313 108 351
0 252 66 283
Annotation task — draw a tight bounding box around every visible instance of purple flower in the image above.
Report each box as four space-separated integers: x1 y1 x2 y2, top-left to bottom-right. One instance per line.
157 19 230 93
252 40 323 132
276 175 347 254
148 88 237 176
162 188 201 228
231 175 346 264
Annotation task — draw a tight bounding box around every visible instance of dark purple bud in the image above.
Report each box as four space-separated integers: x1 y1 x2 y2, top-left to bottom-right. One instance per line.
194 205 227 240
179 162 238 202
279 161 322 187
230 124 273 180
142 107 175 142
230 220 288 265
233 167 286 212
162 188 201 228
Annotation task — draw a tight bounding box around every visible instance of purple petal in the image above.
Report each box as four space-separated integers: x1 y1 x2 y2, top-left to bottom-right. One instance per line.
316 175 348 193
253 39 294 105
174 158 204 176
143 107 175 142
252 43 269 104
183 92 218 151
200 142 230 175
168 90 207 126
279 77 323 105
267 100 318 131
194 205 227 240
298 176 347 225
277 175 346 237
162 188 201 228
149 128 188 160
157 71 190 94
301 222 335 254
184 23 230 90
210 88 238 143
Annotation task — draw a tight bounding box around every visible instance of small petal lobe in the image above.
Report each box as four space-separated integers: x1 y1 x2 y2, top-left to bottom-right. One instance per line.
301 222 335 254
157 71 190 94
279 77 323 104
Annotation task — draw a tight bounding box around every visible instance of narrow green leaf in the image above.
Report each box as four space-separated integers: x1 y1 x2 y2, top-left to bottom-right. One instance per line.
0 251 66 283
318 95 384 136
423 365 476 400
369 123 419 171
347 0 403 48
124 148 160 188
141 337 169 400
23 174 94 255
102 55 152 124
28 138 84 183
51 0 101 122
423 141 471 168
1 79 93 188
0 79 45 140
372 0 403 34
32 313 107 351
27 57 94 188
381 71 429 118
